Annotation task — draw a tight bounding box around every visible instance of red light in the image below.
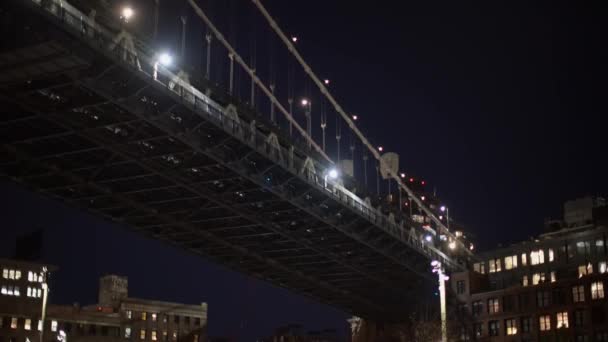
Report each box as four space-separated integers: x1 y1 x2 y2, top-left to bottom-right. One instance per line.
421 180 426 185
409 178 414 182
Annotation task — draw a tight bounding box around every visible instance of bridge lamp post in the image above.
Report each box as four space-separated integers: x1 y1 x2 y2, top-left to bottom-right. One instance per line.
120 7 134 23
301 99 312 147
154 52 173 80
431 260 449 342
440 205 450 230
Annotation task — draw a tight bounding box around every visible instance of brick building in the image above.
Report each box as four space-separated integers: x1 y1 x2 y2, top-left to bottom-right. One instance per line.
451 197 608 342
0 261 207 342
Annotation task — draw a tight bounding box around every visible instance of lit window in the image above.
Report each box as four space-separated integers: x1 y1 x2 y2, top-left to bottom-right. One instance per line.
597 239 605 254
25 319 32 331
579 263 593 278
151 331 157 341
27 287 32 297
556 312 569 329
14 286 20 296
162 331 168 341
592 281 605 299
539 315 551 331
522 275 529 287
193 334 198 342
549 249 555 262
51 320 57 332
489 259 502 273
38 320 43 331
474 262 486 274
1 285 6 295
573 285 585 302
531 250 545 265
551 271 557 283
15 270 21 280
172 332 178 342
533 272 546 285
521 253 527 266
141 312 147 321
9 269 15 279
505 318 517 335
504 255 518 270
28 271 34 282
151 313 157 322
577 241 591 257
2 269 8 279
140 329 146 340
600 261 607 274
487 298 500 314
11 317 18 329
125 327 131 339
126 310 132 319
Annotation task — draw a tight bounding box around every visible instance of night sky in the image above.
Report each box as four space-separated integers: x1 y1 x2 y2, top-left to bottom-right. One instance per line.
1 1 607 340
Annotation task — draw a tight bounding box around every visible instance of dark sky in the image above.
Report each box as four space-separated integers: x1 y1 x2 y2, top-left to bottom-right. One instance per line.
1 0 607 340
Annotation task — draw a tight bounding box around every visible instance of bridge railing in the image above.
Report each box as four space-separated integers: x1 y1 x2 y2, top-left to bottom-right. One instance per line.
25 0 461 271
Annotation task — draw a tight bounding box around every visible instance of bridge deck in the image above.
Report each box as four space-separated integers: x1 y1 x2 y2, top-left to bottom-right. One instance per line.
0 0 462 320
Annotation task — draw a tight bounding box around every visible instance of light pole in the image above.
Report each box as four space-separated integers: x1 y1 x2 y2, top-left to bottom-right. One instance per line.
301 99 312 148
154 52 172 80
431 261 449 342
40 267 49 342
440 205 450 230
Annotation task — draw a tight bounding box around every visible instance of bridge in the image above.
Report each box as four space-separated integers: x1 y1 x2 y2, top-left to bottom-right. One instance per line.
0 0 471 321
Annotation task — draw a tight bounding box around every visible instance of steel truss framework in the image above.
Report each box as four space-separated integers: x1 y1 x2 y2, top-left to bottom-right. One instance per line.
0 0 463 320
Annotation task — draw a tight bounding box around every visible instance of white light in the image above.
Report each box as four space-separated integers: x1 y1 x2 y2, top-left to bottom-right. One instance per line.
324 79 330 85
352 115 358 121
421 196 426 201
455 230 463 237
121 7 134 21
301 99 309 106
400 173 406 178
439 215 443 220
469 243 475 251
448 241 456 250
158 53 172 66
440 206 446 212
378 146 384 152
291 36 298 43
431 260 440 267
425 235 433 242
328 168 339 179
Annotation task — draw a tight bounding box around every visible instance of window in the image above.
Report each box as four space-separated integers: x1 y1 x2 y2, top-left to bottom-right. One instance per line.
505 255 518 270
172 332 178 342
151 331 157 341
27 271 41 283
597 239 605 254
574 310 585 327
556 312 569 328
456 280 465 294
549 248 555 262
2 269 7 278
173 315 179 324
474 323 482 337
577 335 590 342
472 301 483 316
457 304 468 315
505 319 517 335
521 253 527 266
503 295 513 312
488 298 499 314
194 318 201 326
521 317 531 333
522 275 529 287
573 285 585 302
489 259 502 273
126 310 132 319
140 329 146 340
537 290 551 307
579 263 593 278
151 314 157 322
597 332 608 342
125 327 132 339
38 320 43 331
141 312 147 321
592 281 605 299
11 317 18 329
533 272 546 285
488 321 499 336
51 321 57 332
184 316 190 325
577 241 591 257
24 319 31 331
193 335 199 342
27 287 42 298
600 261 607 274
162 331 168 342
473 262 486 274
162 315 168 323
531 250 545 265
539 315 551 331
550 271 556 283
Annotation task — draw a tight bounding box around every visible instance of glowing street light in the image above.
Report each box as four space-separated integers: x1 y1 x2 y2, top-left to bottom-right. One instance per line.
301 98 309 106
448 240 457 250
352 115 358 121
328 168 339 179
158 52 173 66
324 79 330 85
378 146 384 152
291 36 298 43
121 6 134 22
425 234 433 243
400 172 406 178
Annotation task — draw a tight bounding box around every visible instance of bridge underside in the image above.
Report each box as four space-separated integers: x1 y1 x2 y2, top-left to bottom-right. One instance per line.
0 2 439 320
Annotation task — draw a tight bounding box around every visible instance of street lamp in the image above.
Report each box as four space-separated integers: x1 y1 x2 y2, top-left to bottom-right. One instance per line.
121 7 134 22
440 205 450 230
154 52 173 80
324 79 330 85
431 261 449 342
328 168 339 179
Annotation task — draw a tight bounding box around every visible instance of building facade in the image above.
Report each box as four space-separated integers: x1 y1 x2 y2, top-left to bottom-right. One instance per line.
0 262 207 342
452 197 608 342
